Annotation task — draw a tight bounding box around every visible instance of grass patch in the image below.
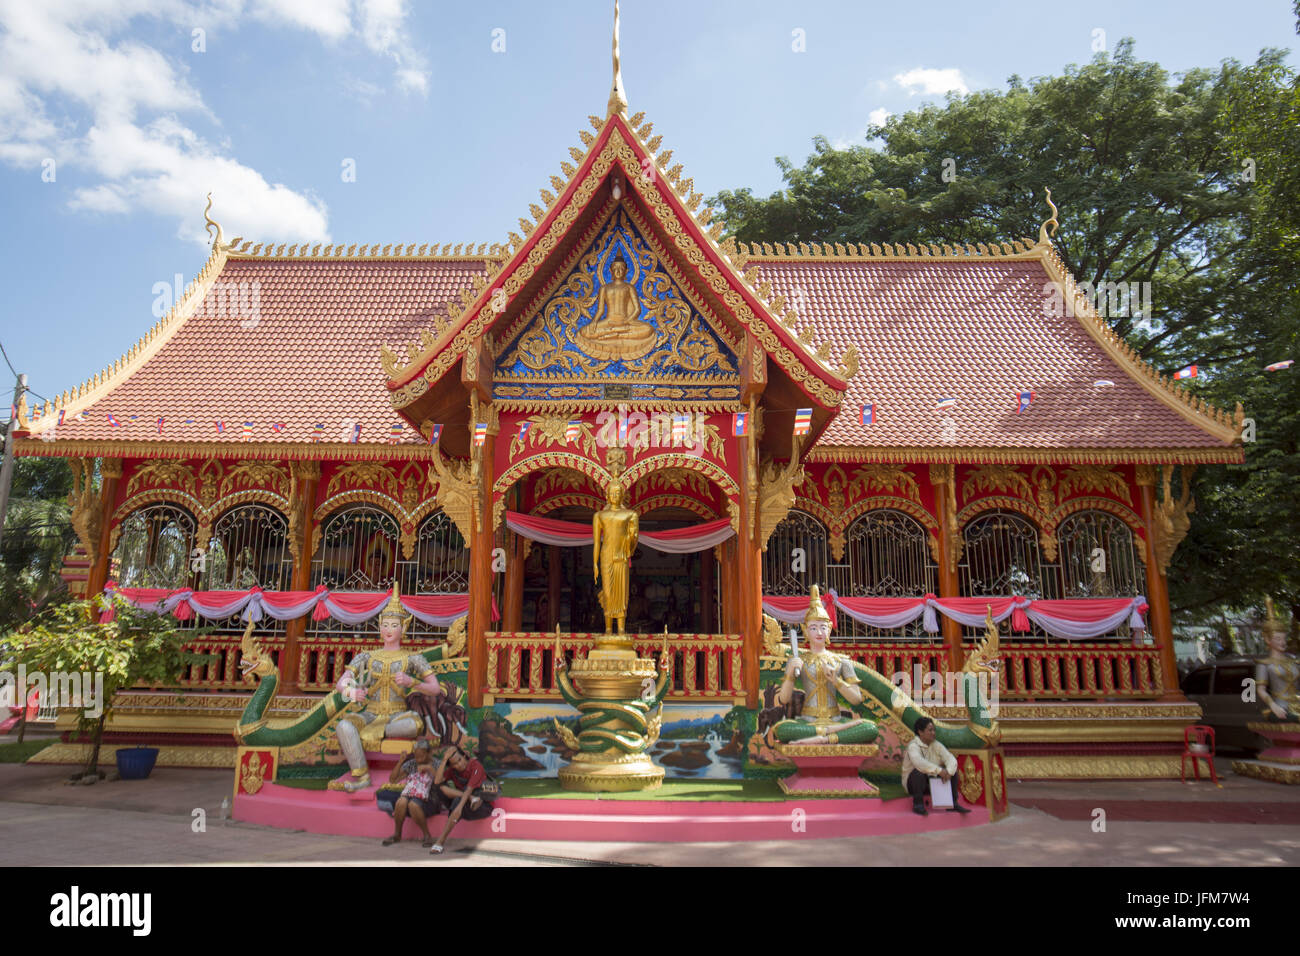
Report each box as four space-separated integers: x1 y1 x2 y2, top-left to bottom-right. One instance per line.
0 739 56 763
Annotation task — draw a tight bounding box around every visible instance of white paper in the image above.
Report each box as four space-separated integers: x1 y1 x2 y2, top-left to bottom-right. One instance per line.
929 776 954 808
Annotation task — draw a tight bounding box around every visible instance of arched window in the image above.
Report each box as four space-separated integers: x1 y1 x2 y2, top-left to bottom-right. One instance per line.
960 510 1055 599
110 504 196 589
1057 511 1141 597
413 510 469 593
199 503 291 591
762 510 830 596
845 510 937 597
310 505 400 591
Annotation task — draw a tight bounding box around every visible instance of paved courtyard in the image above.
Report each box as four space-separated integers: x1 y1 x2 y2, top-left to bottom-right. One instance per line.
1 758 1298 866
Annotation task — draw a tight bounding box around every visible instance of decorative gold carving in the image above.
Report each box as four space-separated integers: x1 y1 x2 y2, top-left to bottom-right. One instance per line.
125 459 195 497
1231 760 1300 784
961 464 1032 503
1003 754 1183 778
801 445 1241 466
1135 463 1156 487
326 461 397 499
1058 464 1130 504
509 414 601 459
1037 188 1059 247
426 445 476 543
220 460 290 499
101 458 124 480
959 759 984 803
1150 465 1195 573
849 463 921 503
762 613 788 658
68 458 103 566
758 443 806 551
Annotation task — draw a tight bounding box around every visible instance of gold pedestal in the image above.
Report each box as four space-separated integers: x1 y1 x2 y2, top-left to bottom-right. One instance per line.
557 645 665 793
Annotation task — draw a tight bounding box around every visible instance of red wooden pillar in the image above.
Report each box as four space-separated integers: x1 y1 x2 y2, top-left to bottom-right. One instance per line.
737 442 763 708
281 460 320 694
85 458 123 598
1136 466 1183 698
700 545 715 634
930 463 964 673
467 426 497 708
503 529 524 632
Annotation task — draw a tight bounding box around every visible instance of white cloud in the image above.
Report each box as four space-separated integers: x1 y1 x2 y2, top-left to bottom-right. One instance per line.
868 108 892 127
894 67 969 97
0 0 426 245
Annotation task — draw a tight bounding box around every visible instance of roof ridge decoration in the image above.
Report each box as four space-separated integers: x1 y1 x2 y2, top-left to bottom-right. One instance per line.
225 240 509 261
607 0 628 118
382 105 855 405
732 238 1040 263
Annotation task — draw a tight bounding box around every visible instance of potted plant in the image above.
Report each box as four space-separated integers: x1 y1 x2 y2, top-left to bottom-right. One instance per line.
0 596 211 783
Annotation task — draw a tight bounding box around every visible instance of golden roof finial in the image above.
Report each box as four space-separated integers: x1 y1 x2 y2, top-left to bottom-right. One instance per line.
203 192 224 250
607 0 629 118
1037 188 1059 246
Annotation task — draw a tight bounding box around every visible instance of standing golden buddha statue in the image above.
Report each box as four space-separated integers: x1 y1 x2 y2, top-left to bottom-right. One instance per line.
593 476 638 635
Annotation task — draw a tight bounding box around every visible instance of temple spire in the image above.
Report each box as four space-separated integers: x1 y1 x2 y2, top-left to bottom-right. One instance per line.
607 0 628 118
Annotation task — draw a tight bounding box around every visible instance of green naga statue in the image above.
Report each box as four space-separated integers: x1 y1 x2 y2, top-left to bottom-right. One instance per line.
767 585 1002 751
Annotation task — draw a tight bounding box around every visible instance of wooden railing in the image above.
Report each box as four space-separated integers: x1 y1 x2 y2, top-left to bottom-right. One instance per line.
979 642 1163 699
485 632 745 700
828 643 950 682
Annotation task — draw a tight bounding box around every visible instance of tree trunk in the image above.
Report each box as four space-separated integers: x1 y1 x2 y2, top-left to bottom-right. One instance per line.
83 713 107 778
15 710 26 744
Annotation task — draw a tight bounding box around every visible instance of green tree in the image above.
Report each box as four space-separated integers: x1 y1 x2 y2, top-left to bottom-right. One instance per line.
1 598 211 779
0 457 75 630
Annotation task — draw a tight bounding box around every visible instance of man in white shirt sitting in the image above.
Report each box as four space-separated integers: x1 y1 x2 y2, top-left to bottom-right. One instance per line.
901 717 972 816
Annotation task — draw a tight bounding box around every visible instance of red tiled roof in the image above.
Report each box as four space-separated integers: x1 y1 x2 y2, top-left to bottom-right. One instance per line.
49 257 488 446
755 258 1233 451
32 251 1234 456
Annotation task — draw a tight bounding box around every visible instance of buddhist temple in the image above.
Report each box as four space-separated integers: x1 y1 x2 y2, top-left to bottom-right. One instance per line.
12 7 1243 787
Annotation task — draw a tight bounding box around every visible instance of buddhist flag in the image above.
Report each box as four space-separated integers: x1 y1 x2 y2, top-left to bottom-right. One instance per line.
388 423 403 444
349 423 362 443
428 423 443 445
1173 365 1198 380
241 421 255 441
860 403 875 425
518 421 532 441
1265 360 1294 372
1016 390 1035 414
156 416 165 434
271 422 286 433
565 419 581 442
473 422 488 447
793 408 812 435
312 423 325 442
75 410 88 422
936 397 957 411
107 413 121 427
671 414 689 443
733 411 748 436
214 421 225 434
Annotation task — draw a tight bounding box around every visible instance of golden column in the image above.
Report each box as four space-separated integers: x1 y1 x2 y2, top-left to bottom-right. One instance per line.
1136 464 1185 699
929 463 965 672
466 400 498 708
281 459 319 694
85 458 123 598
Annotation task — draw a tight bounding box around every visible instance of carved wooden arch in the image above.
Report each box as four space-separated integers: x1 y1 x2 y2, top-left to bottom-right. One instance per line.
957 498 1057 562
791 495 836 529
107 494 202 565
208 489 291 521
623 452 739 497
493 452 611 498
310 492 406 560
534 494 606 517
841 496 939 534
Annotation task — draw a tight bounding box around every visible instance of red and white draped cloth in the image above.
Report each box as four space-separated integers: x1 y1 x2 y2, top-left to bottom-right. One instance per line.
98 582 495 627
504 511 734 554
762 592 1149 641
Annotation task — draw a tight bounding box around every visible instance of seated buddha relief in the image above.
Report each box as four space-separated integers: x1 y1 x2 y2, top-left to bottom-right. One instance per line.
574 256 657 360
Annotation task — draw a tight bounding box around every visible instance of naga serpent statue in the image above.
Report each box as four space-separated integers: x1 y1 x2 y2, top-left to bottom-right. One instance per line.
233 616 467 749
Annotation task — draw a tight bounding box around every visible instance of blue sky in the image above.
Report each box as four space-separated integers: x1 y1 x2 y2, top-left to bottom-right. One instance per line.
0 0 1294 408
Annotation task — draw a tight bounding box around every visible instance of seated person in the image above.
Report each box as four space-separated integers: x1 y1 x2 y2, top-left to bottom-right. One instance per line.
901 717 971 816
428 746 495 856
382 739 439 847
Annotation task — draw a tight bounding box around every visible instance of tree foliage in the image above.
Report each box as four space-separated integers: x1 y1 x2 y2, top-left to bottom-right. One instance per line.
0 456 75 631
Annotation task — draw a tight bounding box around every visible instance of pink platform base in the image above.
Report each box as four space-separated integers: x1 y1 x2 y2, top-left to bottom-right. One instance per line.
234 780 991 843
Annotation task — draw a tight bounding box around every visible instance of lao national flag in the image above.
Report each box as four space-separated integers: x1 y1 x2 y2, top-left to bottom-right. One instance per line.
1016 390 1035 414
271 422 286 433
312 423 325 442
156 416 165 434
1265 360 1294 372
733 411 748 437
860 403 875 425
214 421 225 434
565 419 581 442
349 423 362 443
1173 365 1198 380
618 416 628 444
107 413 121 427
182 418 196 425
473 422 488 447
241 421 255 441
936 397 957 411
518 421 532 441
428 423 443 444
57 409 66 425
793 408 812 436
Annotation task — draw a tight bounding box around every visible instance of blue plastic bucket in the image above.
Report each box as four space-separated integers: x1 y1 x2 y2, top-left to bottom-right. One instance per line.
115 747 159 779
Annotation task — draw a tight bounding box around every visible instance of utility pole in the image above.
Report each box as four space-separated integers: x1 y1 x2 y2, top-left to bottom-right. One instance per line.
0 372 27 552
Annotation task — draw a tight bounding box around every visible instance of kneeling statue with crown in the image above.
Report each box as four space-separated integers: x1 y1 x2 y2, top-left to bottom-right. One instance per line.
772 585 879 746
328 584 444 792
